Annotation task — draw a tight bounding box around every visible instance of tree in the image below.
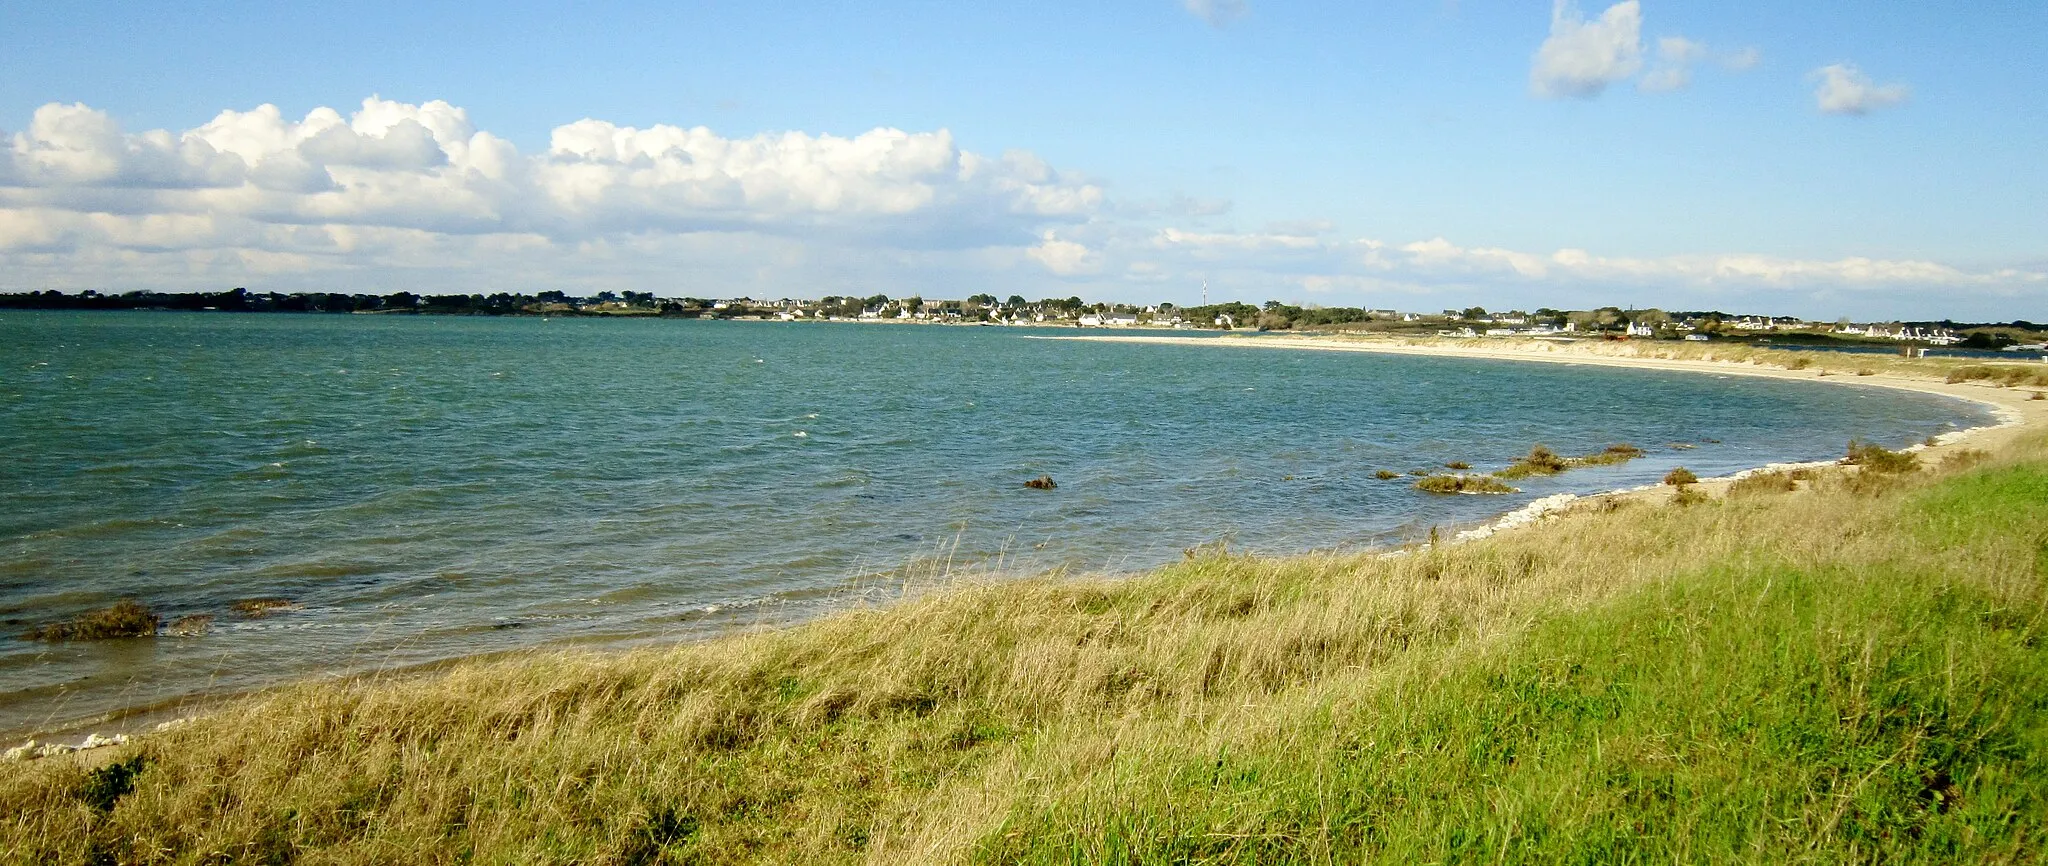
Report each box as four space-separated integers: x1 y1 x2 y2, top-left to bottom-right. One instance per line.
1007 295 1028 308
1460 306 1488 320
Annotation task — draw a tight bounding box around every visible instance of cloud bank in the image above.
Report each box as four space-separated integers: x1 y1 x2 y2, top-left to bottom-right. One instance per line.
0 97 2034 319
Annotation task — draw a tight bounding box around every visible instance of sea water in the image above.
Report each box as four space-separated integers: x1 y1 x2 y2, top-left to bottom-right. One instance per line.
0 311 1992 735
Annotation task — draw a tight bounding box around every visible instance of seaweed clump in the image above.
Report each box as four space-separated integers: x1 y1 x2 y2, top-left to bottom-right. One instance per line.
22 600 160 642
1415 474 1518 495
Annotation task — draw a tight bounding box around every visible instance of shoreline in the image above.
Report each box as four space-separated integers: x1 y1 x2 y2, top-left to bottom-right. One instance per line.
1053 332 2048 538
10 333 2043 753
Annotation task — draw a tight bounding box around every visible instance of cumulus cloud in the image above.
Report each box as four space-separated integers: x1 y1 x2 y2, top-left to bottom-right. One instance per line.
1811 64 1910 115
1530 0 1643 98
1182 0 1247 27
1028 231 1099 275
0 97 1104 256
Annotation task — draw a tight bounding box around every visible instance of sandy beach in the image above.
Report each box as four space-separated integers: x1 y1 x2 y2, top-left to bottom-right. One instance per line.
1055 332 2048 509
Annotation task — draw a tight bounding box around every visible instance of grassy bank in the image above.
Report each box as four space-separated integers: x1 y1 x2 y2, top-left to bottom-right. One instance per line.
6 434 2047 863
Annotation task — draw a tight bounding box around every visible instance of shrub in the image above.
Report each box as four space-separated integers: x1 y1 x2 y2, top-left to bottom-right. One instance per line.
1844 439 1919 474
1785 357 1812 370
1414 474 1517 494
1855 368 1876 376
1373 470 1400 480
1663 467 1698 487
22 600 159 641
1671 486 1709 506
1729 471 1797 497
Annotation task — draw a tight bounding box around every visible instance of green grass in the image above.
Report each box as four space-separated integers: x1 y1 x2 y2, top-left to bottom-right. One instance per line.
5 440 2046 863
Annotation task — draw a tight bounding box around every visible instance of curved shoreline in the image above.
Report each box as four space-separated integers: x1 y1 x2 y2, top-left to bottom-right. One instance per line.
10 334 2041 750
1052 333 2048 539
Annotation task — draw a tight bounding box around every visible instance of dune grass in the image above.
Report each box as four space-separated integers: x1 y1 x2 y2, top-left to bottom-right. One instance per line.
4 436 2046 863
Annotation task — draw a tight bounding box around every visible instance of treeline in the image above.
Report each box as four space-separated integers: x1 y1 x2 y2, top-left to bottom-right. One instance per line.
0 288 719 316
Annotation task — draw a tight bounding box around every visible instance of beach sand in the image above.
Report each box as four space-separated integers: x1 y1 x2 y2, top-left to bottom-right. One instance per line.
1055 333 2048 516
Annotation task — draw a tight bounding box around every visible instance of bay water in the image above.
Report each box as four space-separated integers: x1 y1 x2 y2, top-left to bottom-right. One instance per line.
0 311 1991 735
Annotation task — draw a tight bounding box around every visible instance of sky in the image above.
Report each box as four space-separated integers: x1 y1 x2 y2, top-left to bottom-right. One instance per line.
1 0 2044 321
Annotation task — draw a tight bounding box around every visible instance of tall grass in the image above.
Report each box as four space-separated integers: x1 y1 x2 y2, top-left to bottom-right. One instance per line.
4 437 2045 863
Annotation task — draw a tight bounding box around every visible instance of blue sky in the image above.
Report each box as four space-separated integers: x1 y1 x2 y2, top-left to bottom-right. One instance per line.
2 0 2043 320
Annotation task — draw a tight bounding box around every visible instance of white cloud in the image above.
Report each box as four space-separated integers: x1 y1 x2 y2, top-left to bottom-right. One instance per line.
1638 36 1705 92
1182 0 1246 27
1028 231 1099 275
1811 64 1910 115
1530 1 1643 99
1720 46 1761 71
0 97 1104 249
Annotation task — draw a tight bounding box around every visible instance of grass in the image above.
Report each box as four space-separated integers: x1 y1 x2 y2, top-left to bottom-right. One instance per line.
1729 469 1799 497
1414 474 1518 494
19 600 159 642
1947 365 2048 388
5 436 2047 863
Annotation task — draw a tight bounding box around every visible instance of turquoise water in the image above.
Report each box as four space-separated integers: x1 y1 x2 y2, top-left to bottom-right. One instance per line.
0 311 1991 735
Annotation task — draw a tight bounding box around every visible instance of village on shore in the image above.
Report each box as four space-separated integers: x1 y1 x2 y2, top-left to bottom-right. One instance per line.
4 287 2044 350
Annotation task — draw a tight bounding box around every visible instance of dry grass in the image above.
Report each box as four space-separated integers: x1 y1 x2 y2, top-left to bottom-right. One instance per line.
4 434 2045 863
1728 470 1798 497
